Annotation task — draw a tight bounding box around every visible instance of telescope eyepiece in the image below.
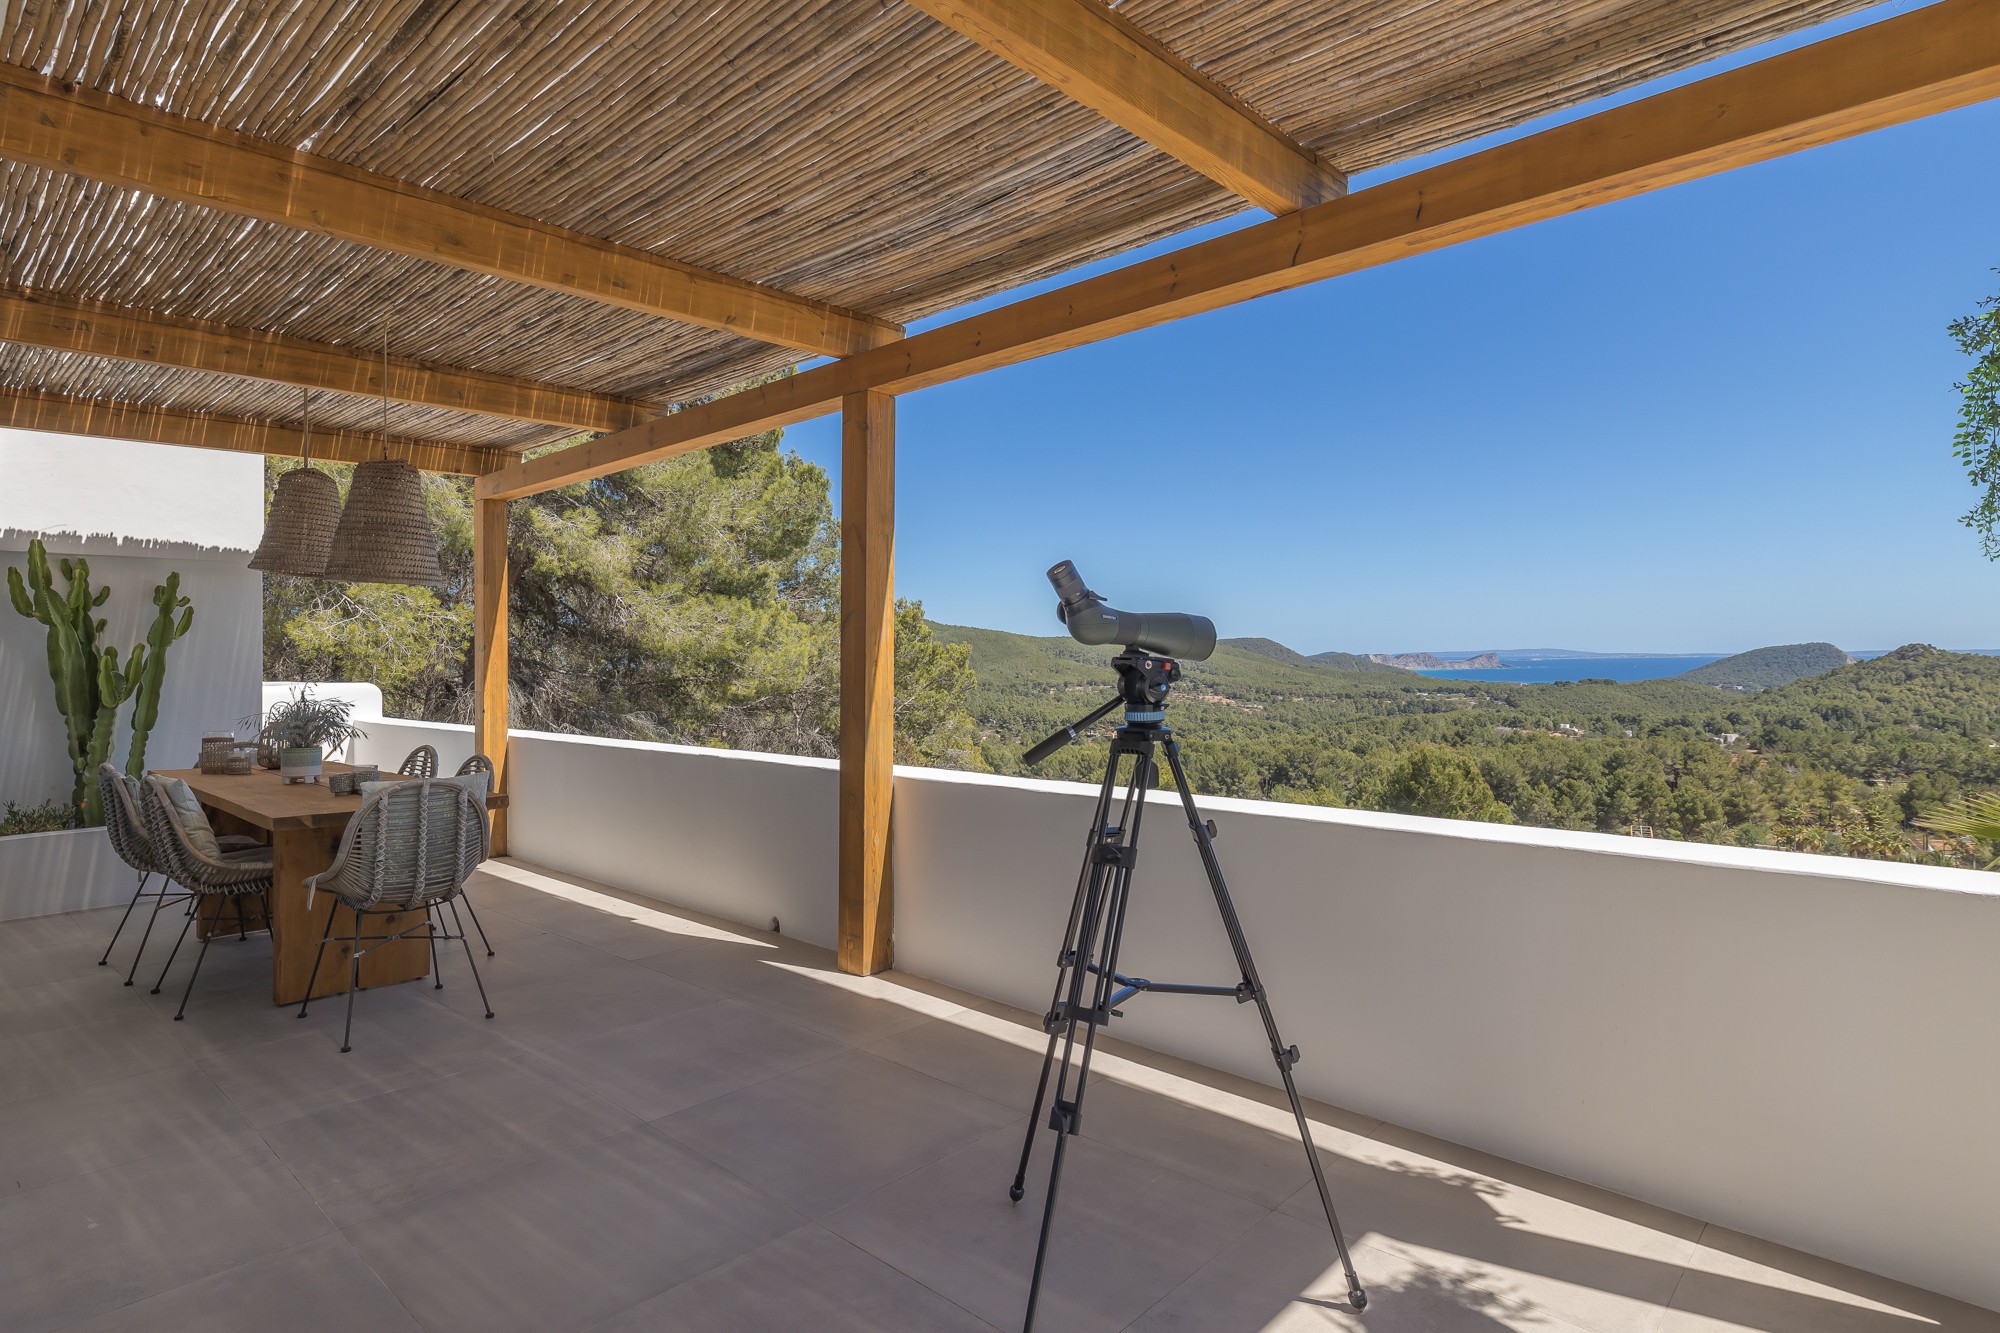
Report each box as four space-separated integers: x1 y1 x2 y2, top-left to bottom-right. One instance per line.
1047 560 1097 619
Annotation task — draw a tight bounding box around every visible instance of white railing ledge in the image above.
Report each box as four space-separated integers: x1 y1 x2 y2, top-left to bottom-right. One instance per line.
892 760 2000 900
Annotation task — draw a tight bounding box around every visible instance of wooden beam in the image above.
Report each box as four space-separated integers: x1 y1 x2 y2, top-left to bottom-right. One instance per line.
838 390 896 976
904 0 1343 212
0 288 655 434
0 66 902 358
479 0 2000 502
0 386 501 475
473 497 511 856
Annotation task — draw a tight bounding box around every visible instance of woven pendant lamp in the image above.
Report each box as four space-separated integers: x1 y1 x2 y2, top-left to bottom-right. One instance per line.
249 391 341 577
322 333 443 588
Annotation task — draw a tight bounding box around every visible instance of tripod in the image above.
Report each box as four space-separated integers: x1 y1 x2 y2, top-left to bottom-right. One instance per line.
1008 648 1366 1331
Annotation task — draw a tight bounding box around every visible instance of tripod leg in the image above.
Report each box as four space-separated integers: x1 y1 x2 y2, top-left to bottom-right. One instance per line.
1161 738 1367 1310
1022 745 1150 1333
1011 755 1123 1202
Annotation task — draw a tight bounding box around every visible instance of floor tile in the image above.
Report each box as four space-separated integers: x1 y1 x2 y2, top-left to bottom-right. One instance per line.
1275 1138 1698 1333
863 1012 1055 1111
0 1063 253 1194
51 1232 420 1332
257 1054 638 1225
0 972 166 1040
1077 1074 1347 1210
639 941 950 1045
196 1024 437 1126
0 1136 331 1333
1658 1225 2000 1332
517 996 845 1120
418 928 626 1000
0 1010 191 1108
433 953 718 1042
347 1125 801 1333
591 1223 997 1332
1133 1211 1568 1332
485 895 707 960
826 1122 1269 1333
656 1048 1019 1217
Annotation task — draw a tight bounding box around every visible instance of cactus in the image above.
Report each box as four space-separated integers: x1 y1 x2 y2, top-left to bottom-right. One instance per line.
124 573 192 778
82 645 144 825
6 539 193 826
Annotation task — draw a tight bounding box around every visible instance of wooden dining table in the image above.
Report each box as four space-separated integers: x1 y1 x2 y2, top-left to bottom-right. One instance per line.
156 762 505 1006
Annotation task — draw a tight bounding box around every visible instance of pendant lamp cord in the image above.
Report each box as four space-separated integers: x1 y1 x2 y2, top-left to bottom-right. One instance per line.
379 325 391 460
300 387 313 470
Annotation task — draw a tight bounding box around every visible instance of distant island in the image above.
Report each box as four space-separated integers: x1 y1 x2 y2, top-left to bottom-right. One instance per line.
1674 642 1853 692
1367 651 1504 671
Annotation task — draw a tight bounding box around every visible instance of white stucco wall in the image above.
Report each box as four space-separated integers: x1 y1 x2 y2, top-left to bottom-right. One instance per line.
337 722 2000 1311
1 430 263 901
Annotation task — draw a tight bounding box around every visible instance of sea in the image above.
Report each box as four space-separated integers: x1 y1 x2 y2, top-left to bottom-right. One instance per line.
1409 650 1917 684
1413 655 1724 684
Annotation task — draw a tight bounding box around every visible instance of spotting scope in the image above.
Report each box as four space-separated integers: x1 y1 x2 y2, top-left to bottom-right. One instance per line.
1047 560 1217 661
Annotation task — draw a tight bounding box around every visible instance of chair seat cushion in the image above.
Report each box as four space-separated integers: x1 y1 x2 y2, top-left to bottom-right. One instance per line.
217 834 263 851
219 846 275 869
147 775 222 858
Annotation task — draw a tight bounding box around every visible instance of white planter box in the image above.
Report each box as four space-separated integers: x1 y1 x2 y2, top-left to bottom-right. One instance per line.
0 827 133 922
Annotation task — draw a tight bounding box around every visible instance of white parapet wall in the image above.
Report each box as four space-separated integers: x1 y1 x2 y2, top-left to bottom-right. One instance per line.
343 719 1998 1309
349 720 839 946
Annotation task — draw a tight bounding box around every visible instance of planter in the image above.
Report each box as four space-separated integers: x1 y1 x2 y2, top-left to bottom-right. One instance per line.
280 745 324 784
0 827 130 921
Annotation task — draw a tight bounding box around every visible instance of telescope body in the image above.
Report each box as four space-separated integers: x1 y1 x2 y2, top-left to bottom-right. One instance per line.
1048 560 1217 662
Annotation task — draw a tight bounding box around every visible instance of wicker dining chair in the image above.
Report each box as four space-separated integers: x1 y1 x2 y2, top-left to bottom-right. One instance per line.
96 764 257 987
449 752 498 957
398 744 440 778
137 776 275 1020
297 780 493 1052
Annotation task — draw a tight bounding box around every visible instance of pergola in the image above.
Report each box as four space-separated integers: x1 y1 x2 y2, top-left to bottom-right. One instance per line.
0 0 1993 976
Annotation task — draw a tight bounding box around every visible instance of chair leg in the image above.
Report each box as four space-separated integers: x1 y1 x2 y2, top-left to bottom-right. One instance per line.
150 899 200 994
124 879 173 986
458 891 495 957
455 908 495 1020
98 870 151 966
341 909 364 1053
427 905 443 989
173 899 222 1020
297 909 336 1018
236 893 248 941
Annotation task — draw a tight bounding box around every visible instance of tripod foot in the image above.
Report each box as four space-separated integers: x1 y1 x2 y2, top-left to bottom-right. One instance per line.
1009 1184 1025 1202
1350 1288 1367 1310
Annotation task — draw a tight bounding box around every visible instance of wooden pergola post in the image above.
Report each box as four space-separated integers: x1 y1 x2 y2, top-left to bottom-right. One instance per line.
838 390 895 974
472 496 510 855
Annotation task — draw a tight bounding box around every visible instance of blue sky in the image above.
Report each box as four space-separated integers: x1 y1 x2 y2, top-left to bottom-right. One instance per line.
787 1 2000 655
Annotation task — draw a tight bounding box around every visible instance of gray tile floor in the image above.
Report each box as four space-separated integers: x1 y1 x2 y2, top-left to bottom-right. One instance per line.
2 859 1995 1333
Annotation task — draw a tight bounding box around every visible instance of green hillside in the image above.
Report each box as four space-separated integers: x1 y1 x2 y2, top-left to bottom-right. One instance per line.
1677 642 1851 692
931 625 2000 866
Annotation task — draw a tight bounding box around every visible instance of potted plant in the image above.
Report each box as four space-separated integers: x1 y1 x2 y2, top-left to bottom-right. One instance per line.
256 689 367 785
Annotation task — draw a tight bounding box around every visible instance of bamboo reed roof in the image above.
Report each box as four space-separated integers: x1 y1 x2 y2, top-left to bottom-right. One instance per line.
0 0 1878 459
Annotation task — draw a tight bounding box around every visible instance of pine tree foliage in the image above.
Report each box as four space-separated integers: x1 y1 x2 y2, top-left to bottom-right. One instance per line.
262 425 981 768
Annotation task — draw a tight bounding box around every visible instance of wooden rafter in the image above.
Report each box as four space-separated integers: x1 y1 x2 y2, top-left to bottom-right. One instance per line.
479 0 2000 501
0 387 501 476
0 289 654 436
904 0 1345 212
0 66 903 358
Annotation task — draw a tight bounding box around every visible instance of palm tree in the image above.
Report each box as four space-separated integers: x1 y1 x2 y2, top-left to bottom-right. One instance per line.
1916 793 2000 867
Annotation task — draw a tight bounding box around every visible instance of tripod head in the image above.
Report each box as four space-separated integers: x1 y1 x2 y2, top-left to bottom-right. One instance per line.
1024 648 1183 766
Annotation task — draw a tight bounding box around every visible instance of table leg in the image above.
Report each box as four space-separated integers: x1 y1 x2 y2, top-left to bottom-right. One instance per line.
268 826 431 1005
